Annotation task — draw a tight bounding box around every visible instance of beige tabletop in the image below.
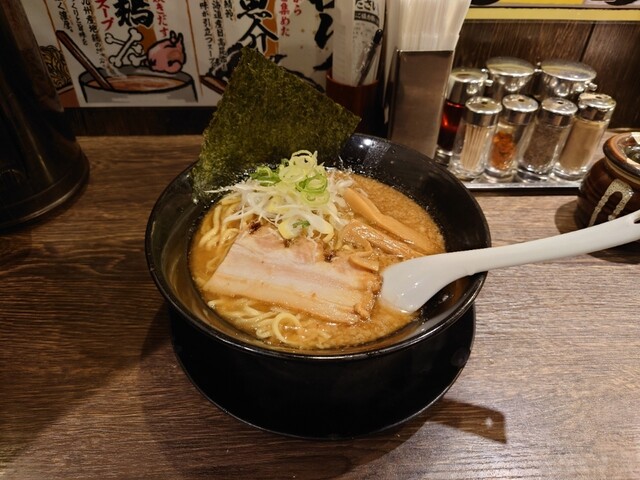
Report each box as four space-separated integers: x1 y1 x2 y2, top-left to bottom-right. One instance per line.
1 135 638 479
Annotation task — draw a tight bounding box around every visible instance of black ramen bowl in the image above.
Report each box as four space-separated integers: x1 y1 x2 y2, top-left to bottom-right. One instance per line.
145 134 490 439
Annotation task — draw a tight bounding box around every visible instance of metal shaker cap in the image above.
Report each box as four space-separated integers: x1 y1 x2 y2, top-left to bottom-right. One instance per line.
464 96 502 127
486 57 535 78
577 92 616 122
535 59 598 100
446 68 488 105
485 57 535 100
501 94 539 125
538 97 578 127
539 59 596 82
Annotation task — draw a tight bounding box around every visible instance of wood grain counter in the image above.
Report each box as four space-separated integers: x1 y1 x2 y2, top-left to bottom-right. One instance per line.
1 136 638 479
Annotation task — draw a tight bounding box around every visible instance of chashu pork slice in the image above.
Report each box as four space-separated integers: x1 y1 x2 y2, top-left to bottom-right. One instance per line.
203 225 380 324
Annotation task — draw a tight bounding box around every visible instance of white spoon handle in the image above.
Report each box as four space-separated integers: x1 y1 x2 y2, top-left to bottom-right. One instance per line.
381 210 640 313
453 209 640 274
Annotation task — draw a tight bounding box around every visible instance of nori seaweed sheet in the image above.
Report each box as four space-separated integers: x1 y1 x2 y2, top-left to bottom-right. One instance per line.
191 47 361 201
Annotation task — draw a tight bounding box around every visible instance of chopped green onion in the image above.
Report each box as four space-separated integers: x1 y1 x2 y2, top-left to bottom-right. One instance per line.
296 173 328 194
292 220 310 228
250 165 280 185
302 189 330 206
225 150 353 241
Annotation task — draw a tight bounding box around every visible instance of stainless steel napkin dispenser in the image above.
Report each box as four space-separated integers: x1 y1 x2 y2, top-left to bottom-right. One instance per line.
386 50 454 159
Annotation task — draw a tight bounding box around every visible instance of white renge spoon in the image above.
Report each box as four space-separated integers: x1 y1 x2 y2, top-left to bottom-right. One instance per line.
380 210 640 313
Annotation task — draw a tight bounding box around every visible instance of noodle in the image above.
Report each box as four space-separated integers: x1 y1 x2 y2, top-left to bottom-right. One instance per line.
272 312 302 344
190 172 446 350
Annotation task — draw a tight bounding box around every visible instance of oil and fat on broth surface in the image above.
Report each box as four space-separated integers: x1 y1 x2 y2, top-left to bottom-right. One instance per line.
189 151 445 350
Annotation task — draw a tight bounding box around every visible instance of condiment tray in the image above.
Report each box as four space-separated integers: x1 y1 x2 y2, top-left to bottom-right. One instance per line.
464 175 580 192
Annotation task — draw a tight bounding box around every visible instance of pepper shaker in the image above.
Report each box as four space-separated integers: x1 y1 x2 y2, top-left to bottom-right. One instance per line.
553 92 616 181
450 96 502 181
516 97 577 181
485 94 538 180
435 68 488 165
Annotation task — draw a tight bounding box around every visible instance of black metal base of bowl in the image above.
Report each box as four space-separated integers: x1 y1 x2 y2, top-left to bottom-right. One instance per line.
169 304 475 439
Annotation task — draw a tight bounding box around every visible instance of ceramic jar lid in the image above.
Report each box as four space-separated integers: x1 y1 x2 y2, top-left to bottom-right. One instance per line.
603 131 640 180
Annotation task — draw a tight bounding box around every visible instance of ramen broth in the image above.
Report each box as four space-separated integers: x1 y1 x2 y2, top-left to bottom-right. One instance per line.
189 173 445 350
87 75 185 92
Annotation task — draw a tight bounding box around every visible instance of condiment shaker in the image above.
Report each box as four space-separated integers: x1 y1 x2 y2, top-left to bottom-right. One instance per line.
533 59 597 102
485 94 538 180
516 97 577 181
484 57 535 101
553 92 616 181
575 131 640 247
435 68 488 165
450 96 502 181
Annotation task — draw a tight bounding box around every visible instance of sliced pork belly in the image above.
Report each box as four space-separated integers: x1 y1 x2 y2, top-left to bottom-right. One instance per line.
203 225 380 324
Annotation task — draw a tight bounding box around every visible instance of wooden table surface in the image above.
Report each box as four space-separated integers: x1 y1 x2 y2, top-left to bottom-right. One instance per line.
1 136 638 479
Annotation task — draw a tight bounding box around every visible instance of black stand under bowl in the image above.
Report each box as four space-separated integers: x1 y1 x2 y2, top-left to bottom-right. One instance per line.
169 305 475 439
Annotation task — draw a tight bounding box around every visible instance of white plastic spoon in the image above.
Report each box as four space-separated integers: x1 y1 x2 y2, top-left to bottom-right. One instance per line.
380 210 640 313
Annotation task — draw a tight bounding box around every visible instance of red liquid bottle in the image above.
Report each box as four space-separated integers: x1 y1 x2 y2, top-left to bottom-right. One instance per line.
437 99 466 151
435 68 488 165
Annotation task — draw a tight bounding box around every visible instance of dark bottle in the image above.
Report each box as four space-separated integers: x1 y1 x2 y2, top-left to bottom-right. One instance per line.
0 0 89 230
435 68 488 165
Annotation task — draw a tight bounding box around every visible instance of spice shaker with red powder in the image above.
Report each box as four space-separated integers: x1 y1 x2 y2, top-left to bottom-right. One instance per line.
485 94 538 180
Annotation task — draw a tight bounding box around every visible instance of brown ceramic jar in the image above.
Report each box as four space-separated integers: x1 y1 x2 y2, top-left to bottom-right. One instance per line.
576 132 640 241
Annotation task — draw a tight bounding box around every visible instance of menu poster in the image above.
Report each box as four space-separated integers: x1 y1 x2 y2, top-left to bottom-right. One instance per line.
21 1 335 108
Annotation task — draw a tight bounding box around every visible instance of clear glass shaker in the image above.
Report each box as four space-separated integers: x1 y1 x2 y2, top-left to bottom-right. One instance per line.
516 97 577 181
485 94 539 180
435 68 488 165
553 92 616 181
450 96 502 181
